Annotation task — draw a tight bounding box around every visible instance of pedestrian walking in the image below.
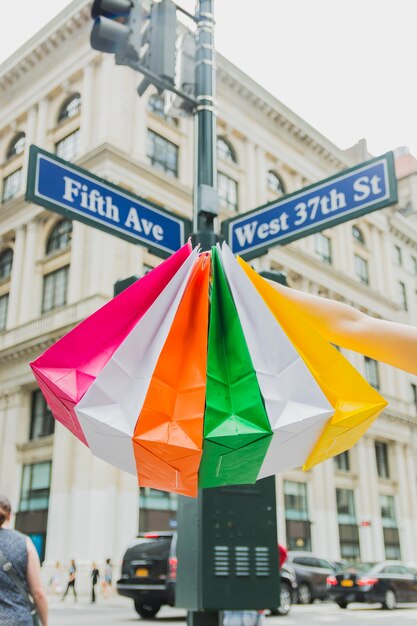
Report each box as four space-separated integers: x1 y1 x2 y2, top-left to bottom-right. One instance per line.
223 610 264 626
61 559 77 602
102 557 113 597
90 562 100 603
0 494 48 626
49 560 63 595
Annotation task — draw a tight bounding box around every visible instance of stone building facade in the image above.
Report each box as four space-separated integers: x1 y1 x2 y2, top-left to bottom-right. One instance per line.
0 0 417 575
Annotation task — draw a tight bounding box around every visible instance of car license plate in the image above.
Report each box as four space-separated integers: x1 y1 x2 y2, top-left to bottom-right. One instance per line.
135 568 149 577
341 580 354 587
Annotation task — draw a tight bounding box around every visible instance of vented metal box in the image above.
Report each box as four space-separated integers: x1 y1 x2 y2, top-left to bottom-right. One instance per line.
176 477 279 610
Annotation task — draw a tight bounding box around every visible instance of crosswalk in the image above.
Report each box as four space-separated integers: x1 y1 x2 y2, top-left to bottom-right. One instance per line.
268 603 417 625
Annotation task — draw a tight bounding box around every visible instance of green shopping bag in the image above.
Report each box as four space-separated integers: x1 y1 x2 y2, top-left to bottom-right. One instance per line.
198 247 272 488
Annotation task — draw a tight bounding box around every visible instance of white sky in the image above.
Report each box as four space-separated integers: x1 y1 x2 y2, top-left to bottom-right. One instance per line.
1 0 416 158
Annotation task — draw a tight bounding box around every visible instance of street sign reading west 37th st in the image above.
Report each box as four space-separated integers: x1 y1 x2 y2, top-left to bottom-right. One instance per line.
26 145 192 258
222 152 398 259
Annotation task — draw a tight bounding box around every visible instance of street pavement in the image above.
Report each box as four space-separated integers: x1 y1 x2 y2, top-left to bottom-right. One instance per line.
49 599 417 626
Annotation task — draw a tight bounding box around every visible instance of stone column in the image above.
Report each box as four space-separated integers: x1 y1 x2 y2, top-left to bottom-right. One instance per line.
7 225 26 328
310 462 338 557
0 391 24 507
78 62 94 155
404 445 417 562
244 139 257 212
356 437 384 560
66 221 85 304
369 226 384 293
131 90 148 163
18 220 40 324
96 56 113 146
393 442 414 559
23 106 37 176
255 145 267 206
35 98 49 148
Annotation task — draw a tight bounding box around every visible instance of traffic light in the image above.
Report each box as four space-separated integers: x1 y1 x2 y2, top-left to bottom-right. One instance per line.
90 0 143 63
137 0 177 95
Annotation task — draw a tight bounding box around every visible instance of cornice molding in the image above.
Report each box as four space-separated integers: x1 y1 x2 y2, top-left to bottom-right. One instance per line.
389 213 417 249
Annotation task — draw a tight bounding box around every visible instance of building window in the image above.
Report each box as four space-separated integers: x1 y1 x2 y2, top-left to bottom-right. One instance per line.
380 494 401 559
398 281 408 311
336 488 360 560
284 481 311 551
55 130 80 162
217 137 237 163
139 488 177 532
46 220 72 255
411 384 417 412
315 233 332 264
147 94 177 125
394 244 402 266
42 266 69 313
267 170 285 197
19 462 52 512
334 451 350 472
365 357 380 390
375 441 390 479
218 171 238 212
0 294 9 331
352 225 365 245
30 390 55 440
411 255 417 276
0 249 13 279
147 130 178 177
6 132 26 161
2 169 22 202
58 93 81 123
355 254 369 285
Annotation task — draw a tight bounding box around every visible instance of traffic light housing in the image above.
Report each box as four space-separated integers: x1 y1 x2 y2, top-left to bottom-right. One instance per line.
90 0 143 63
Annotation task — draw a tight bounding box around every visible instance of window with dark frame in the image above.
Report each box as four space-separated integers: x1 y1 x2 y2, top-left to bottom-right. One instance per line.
2 169 22 203
147 130 178 177
58 93 81 123
0 294 9 331
46 220 72 255
0 249 13 279
315 233 332 264
375 441 390 479
6 133 26 161
352 225 365 245
380 494 401 559
334 450 350 471
411 383 417 412
19 462 52 512
217 137 237 163
284 480 311 551
42 266 69 313
394 244 402 266
218 171 238 212
55 130 80 162
398 281 408 311
364 356 380 390
30 390 55 440
336 488 360 560
354 254 369 285
267 170 285 196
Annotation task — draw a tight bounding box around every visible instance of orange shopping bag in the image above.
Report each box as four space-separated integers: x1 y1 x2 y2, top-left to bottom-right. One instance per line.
133 252 210 496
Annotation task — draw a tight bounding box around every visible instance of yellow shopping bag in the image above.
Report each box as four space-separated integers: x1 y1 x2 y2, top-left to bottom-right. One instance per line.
239 259 387 470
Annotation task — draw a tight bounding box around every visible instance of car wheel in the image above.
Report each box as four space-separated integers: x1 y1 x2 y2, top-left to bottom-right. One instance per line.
297 583 312 604
336 600 348 609
134 600 161 619
276 582 292 616
382 589 397 610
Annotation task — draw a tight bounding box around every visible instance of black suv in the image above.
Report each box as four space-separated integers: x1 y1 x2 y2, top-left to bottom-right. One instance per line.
118 531 297 618
286 552 336 604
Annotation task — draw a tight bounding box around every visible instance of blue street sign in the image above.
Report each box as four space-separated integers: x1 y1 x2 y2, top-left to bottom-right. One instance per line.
222 152 397 259
26 146 192 258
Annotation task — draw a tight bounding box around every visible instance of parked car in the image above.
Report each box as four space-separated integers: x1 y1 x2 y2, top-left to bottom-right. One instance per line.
118 531 297 618
286 552 336 604
327 561 417 610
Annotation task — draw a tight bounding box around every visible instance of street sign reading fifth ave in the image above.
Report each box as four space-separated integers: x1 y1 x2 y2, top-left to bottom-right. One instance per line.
222 152 397 259
26 145 192 258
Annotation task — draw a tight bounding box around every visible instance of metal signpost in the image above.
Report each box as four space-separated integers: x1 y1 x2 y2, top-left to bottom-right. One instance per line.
26 146 191 258
222 152 397 259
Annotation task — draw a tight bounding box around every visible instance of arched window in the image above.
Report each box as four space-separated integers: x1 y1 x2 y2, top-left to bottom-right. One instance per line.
0 249 13 279
6 133 25 161
217 137 237 163
46 220 72 255
352 225 365 245
267 170 285 196
57 93 81 124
